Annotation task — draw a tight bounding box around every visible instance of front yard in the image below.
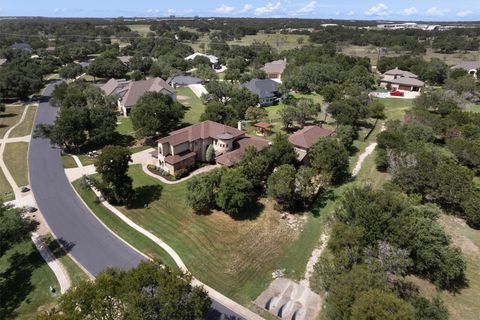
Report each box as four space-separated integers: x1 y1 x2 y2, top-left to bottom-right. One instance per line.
74 164 334 308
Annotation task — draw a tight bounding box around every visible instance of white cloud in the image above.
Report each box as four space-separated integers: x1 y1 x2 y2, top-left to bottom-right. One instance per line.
240 4 253 13
298 1 316 14
215 4 235 14
347 10 355 16
364 3 390 16
167 9 176 14
399 7 418 16
53 8 67 13
457 10 473 17
147 8 160 14
425 7 450 16
254 2 282 15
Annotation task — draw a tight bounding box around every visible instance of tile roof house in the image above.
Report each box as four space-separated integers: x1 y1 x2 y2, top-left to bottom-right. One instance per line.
379 67 424 94
240 78 280 106
288 125 335 162
153 120 269 174
101 77 176 116
452 61 480 78
262 59 287 82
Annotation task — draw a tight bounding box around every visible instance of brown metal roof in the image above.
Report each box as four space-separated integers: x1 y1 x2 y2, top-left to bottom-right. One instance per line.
254 122 273 128
384 67 418 78
288 126 334 149
158 120 244 147
387 76 425 87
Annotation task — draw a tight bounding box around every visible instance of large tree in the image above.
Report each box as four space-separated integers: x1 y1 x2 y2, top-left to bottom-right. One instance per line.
131 92 185 138
88 56 127 79
0 203 38 257
309 138 349 183
57 261 211 320
95 145 133 205
215 168 253 215
267 164 297 210
59 63 83 79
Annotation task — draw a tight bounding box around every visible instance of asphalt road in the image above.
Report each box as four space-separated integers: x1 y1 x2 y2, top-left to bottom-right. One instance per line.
29 82 243 320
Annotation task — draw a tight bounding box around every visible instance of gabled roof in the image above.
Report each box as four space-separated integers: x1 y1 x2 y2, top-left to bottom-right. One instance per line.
262 59 287 75
0 58 7 66
452 61 480 71
101 78 130 96
118 56 132 64
121 78 175 108
185 52 219 64
288 126 334 150
388 76 425 87
167 75 203 85
240 78 279 99
158 120 244 146
384 67 418 78
254 122 273 129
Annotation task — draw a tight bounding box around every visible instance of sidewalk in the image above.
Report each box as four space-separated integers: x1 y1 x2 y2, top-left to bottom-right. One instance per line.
142 164 219 184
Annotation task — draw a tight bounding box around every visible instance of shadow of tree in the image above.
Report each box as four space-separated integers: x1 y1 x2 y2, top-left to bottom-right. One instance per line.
0 244 45 319
128 184 163 209
44 237 76 257
0 113 17 119
230 200 265 221
309 188 337 218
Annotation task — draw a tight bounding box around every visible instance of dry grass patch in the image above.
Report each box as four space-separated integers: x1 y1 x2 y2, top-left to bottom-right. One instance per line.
0 105 25 138
10 105 37 138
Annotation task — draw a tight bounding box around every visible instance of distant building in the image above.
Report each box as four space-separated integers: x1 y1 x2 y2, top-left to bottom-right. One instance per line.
101 77 176 116
185 52 220 69
10 42 32 53
288 126 335 163
379 67 424 93
153 120 269 174
262 59 287 82
118 55 132 66
452 61 480 78
240 78 280 106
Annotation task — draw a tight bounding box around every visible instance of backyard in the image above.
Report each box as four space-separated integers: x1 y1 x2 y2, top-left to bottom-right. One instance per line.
176 86 206 124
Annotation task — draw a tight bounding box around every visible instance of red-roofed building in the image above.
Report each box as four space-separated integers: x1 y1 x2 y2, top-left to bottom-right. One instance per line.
254 122 273 136
288 125 335 162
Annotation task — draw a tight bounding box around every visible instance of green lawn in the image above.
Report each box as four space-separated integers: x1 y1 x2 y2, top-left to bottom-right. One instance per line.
0 167 14 202
380 98 414 120
77 154 95 166
61 155 78 169
4 142 29 187
0 240 59 320
467 104 480 113
44 235 89 286
177 87 206 125
72 178 178 269
116 116 135 137
10 105 37 138
0 105 25 138
76 164 331 308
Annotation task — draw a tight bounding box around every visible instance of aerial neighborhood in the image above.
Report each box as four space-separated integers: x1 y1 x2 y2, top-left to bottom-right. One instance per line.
0 6 479 320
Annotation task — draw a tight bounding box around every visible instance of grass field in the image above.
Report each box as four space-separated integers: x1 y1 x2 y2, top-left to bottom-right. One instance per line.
227 32 309 51
0 105 25 138
61 155 77 169
10 105 37 138
0 167 14 202
467 104 480 113
4 142 29 187
77 154 95 166
116 116 135 137
177 87 206 124
0 240 59 320
76 164 332 308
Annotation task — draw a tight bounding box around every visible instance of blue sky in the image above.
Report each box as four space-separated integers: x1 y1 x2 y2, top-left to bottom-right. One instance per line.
0 1 478 21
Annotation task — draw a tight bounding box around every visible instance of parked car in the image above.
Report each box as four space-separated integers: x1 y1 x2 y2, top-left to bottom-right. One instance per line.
24 206 37 213
389 90 404 96
20 186 30 192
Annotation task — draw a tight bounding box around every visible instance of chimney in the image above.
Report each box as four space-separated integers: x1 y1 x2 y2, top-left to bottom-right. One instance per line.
237 121 243 131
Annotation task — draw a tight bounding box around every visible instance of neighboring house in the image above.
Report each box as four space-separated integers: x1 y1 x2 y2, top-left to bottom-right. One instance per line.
0 58 7 67
262 59 287 82
452 61 480 78
240 78 280 106
118 55 132 66
153 120 269 174
379 67 424 93
10 42 32 53
167 75 203 88
185 52 220 69
288 125 335 162
101 77 176 116
254 122 273 136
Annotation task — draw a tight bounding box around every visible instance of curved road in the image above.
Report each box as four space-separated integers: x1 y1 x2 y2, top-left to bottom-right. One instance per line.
29 82 243 320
